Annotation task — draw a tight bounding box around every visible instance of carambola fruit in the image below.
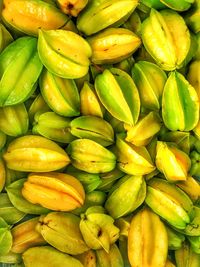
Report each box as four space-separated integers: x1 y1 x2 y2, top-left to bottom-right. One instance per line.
2 0 70 36
0 36 43 106
22 246 84 267
87 27 141 65
141 9 191 70
105 175 146 219
38 29 92 79
95 68 140 125
67 139 116 173
11 217 46 254
128 207 168 267
3 135 70 172
77 0 139 35
22 172 85 211
36 212 89 255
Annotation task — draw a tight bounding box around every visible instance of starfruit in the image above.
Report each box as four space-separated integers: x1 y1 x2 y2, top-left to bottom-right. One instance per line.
188 235 200 254
67 166 102 193
116 133 156 175
75 250 96 267
98 168 124 192
190 150 200 176
0 158 5 192
72 190 106 216
124 11 142 36
0 104 29 137
70 116 114 147
56 0 88 16
179 206 200 237
5 167 25 187
23 246 84 267
145 178 193 229
22 172 85 211
161 0 194 11
28 94 51 124
175 242 200 267
6 179 50 214
38 29 92 79
131 61 167 110
0 217 12 256
0 193 25 224
165 259 176 267
140 0 165 9
11 217 46 254
36 212 89 255
105 175 146 219
67 139 116 173
118 238 131 267
80 207 119 252
95 244 124 267
115 216 131 239
114 56 135 75
128 207 168 267
126 111 162 146
39 68 80 116
162 71 199 131
160 131 190 154
0 36 43 106
87 28 141 65
104 112 126 133
156 141 191 181
2 0 70 36
0 23 13 53
95 68 140 125
3 135 70 172
176 176 200 203
0 251 22 265
80 82 105 118
141 9 191 70
165 225 185 250
185 0 200 34
32 112 75 144
77 0 139 35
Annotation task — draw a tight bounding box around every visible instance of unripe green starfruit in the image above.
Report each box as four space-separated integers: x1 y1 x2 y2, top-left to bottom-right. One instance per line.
0 36 43 106
40 68 80 117
131 61 167 110
95 68 140 125
162 71 199 131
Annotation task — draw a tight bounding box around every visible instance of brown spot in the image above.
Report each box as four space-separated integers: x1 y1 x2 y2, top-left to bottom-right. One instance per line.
67 3 74 10
97 229 102 237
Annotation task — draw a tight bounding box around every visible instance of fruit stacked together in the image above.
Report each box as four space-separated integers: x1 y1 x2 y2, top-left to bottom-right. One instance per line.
0 0 199 266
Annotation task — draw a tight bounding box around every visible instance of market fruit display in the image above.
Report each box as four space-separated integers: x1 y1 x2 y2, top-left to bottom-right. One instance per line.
0 0 200 266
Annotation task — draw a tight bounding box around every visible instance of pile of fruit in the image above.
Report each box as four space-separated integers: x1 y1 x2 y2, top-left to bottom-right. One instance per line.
0 0 199 266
